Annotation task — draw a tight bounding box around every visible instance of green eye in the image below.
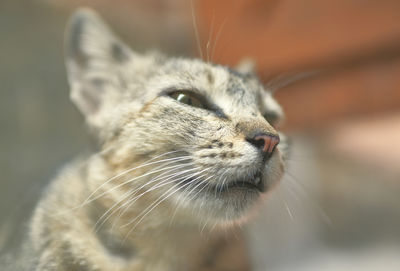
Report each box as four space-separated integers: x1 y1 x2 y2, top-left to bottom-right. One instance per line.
169 92 205 109
263 112 280 127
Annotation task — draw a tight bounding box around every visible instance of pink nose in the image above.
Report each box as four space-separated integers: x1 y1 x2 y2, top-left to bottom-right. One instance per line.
253 134 280 155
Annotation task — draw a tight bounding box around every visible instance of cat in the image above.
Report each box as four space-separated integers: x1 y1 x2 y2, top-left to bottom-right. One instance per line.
25 8 287 271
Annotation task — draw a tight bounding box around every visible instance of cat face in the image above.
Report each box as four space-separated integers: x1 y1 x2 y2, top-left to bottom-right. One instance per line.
65 9 287 223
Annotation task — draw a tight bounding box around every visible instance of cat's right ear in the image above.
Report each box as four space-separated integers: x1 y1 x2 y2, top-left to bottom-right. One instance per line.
64 8 133 128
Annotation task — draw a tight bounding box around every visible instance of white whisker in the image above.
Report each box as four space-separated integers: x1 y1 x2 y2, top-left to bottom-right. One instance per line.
206 10 215 62
84 156 192 207
109 166 203 230
211 17 228 62
93 163 197 231
167 171 209 226
122 169 209 228
82 151 186 205
190 0 203 60
120 173 207 244
121 169 211 237
284 173 332 226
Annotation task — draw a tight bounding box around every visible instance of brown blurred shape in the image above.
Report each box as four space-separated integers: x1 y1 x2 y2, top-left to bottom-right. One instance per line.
196 0 400 130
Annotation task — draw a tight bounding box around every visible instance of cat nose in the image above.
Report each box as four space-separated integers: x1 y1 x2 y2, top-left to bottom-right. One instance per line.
246 133 280 158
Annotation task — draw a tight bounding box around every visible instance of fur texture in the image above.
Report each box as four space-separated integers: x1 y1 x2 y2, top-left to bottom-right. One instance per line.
28 8 287 271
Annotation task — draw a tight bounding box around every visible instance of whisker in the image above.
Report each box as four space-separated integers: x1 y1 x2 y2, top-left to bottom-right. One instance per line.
284 173 332 226
213 170 225 198
108 161 194 204
221 175 229 193
206 10 215 62
200 215 211 235
187 175 213 202
121 172 210 244
200 182 215 216
93 163 197 231
56 157 188 219
190 0 203 60
121 169 210 231
277 188 294 221
84 151 188 203
167 171 211 225
83 156 192 207
211 17 228 62
82 151 186 204
284 170 313 196
216 169 230 197
108 166 202 230
175 176 212 216
125 170 208 226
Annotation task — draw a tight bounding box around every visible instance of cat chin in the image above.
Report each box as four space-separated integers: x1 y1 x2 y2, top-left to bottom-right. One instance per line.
179 173 283 224
173 187 263 224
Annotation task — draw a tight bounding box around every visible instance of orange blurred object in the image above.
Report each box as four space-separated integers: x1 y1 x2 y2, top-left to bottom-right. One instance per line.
196 0 400 130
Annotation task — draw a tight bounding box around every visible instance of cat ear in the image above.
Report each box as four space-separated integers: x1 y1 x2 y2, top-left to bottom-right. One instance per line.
235 58 256 74
64 8 132 127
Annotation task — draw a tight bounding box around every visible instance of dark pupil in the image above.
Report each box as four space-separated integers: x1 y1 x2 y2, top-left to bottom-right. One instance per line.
177 93 192 105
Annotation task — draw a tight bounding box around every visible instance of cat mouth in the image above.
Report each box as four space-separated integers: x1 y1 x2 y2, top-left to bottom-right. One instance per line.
180 171 265 195
215 171 265 193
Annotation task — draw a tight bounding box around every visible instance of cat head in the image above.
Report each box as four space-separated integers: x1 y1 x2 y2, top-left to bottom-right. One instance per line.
65 8 287 224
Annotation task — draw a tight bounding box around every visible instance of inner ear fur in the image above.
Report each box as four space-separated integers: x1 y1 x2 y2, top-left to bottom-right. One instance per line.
64 8 132 127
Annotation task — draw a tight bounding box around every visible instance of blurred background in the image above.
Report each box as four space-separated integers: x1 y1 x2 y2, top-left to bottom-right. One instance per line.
1 0 400 270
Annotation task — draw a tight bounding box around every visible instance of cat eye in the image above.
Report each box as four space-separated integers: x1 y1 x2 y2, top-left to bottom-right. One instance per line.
263 112 280 127
169 91 206 109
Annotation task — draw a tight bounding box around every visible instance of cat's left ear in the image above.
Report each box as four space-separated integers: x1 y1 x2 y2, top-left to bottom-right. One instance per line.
235 58 256 74
64 8 133 128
